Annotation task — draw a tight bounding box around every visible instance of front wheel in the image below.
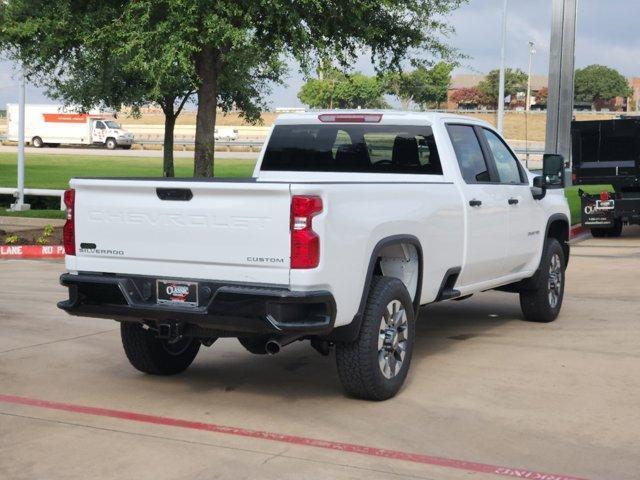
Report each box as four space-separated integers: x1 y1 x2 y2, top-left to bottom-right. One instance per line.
120 322 200 375
519 238 566 323
105 138 117 150
335 276 415 401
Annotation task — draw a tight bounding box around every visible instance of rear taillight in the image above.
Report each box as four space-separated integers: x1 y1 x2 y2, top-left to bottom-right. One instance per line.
290 195 322 269
63 189 75 255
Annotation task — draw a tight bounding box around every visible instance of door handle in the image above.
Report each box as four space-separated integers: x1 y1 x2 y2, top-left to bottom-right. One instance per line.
508 198 519 205
469 199 482 207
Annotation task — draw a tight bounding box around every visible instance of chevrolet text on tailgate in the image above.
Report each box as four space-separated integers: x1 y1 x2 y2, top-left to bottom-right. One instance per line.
58 111 570 400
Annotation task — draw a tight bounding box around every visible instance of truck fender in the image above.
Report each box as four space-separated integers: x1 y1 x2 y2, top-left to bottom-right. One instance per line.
328 235 423 343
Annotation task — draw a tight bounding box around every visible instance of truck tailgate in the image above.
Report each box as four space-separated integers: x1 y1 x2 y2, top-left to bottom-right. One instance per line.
68 179 292 285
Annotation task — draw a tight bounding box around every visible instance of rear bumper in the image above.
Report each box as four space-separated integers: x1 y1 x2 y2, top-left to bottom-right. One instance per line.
57 273 336 336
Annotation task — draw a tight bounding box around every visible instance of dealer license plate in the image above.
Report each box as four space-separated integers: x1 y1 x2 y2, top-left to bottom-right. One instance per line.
156 280 198 307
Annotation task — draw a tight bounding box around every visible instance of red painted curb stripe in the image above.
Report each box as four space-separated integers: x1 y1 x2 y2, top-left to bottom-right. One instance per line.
0 394 586 480
570 225 587 239
0 245 65 259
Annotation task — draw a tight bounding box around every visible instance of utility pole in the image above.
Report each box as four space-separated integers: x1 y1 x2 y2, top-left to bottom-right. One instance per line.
497 0 509 134
545 0 578 161
10 67 30 212
526 41 536 111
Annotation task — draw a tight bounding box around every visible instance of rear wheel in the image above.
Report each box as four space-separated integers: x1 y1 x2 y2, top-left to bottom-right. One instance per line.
519 238 565 323
336 276 415 401
120 322 200 375
32 136 43 148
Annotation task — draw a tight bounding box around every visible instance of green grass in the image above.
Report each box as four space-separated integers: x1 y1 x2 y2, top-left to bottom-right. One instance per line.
0 152 613 225
0 152 256 190
0 209 67 219
565 185 610 225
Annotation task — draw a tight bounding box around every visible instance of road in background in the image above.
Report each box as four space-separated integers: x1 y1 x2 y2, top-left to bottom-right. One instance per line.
1 228 639 479
0 145 259 160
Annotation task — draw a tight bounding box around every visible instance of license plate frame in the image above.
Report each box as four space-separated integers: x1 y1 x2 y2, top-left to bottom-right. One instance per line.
156 280 199 307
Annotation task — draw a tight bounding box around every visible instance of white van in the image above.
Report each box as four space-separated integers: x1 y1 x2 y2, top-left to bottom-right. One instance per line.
6 104 134 149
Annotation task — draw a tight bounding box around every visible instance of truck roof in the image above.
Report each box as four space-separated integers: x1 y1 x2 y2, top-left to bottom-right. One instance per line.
273 110 493 127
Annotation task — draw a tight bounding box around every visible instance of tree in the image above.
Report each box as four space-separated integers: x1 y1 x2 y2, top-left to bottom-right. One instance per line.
534 86 548 106
384 62 453 110
2 0 463 178
477 68 528 107
298 71 387 109
574 65 632 106
118 0 463 176
0 0 194 177
450 87 490 108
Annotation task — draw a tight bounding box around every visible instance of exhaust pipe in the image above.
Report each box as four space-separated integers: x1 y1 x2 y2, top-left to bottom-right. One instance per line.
265 335 302 355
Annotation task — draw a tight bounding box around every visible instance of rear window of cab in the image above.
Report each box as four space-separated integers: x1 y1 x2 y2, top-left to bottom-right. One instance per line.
261 124 442 175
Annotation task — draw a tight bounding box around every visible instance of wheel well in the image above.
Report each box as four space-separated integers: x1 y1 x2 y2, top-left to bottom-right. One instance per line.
375 242 420 303
329 236 423 343
547 218 570 263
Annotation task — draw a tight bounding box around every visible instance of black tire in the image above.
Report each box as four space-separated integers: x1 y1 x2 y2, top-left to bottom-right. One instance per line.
120 322 200 375
32 136 44 148
591 219 622 238
519 238 566 323
335 276 415 401
238 336 269 355
105 138 117 150
607 219 623 237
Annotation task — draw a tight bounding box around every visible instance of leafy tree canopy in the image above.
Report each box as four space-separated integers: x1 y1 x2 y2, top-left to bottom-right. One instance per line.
384 61 453 109
2 0 465 177
298 70 387 109
574 64 631 104
477 68 528 106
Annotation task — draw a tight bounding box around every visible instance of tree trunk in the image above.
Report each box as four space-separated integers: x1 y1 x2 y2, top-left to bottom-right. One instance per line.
194 44 218 177
162 114 176 177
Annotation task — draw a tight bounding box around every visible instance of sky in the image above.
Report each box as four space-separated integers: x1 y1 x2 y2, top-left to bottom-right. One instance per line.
1 0 639 110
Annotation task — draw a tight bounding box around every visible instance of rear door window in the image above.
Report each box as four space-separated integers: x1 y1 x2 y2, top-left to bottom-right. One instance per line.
446 124 491 183
261 124 442 175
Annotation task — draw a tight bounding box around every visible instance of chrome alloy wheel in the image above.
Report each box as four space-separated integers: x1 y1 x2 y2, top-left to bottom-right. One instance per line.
548 253 562 308
378 300 409 379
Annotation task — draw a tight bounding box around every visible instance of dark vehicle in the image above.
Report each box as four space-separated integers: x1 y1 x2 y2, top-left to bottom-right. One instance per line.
571 118 640 237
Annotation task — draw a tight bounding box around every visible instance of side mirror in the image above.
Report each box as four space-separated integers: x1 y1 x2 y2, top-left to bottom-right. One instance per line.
542 153 565 188
531 175 546 200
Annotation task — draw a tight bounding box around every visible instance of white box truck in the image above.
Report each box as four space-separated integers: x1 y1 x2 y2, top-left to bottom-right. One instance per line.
6 104 134 149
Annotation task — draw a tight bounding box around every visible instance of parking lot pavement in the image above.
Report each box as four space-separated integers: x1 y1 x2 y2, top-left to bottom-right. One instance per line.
1 228 639 480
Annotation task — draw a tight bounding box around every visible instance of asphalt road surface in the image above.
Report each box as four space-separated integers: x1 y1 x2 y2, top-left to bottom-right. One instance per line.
0 145 259 160
1 228 639 480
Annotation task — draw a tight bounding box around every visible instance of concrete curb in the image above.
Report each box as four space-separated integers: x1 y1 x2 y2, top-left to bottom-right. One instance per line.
0 245 65 259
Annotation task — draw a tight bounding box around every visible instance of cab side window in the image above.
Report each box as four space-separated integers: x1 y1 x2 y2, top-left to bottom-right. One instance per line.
482 129 524 184
95 121 106 130
446 124 491 183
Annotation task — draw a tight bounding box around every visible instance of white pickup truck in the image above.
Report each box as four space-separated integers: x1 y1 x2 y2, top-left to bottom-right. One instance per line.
58 111 570 400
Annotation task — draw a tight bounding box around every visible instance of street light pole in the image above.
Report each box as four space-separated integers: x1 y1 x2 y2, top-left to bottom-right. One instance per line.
497 0 509 134
10 67 30 212
526 41 536 111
